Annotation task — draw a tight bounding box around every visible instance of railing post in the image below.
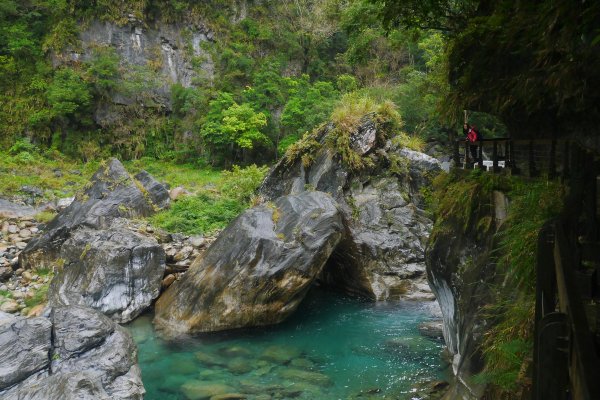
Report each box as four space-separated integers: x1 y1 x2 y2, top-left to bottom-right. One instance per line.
465 140 471 168
492 141 499 172
529 140 539 177
453 139 460 167
549 139 557 179
563 141 570 180
509 141 520 175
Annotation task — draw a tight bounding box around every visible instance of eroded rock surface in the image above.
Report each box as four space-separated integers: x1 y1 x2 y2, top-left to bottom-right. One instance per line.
0 306 144 399
425 188 508 398
260 119 441 301
154 191 343 335
20 158 169 271
48 227 165 323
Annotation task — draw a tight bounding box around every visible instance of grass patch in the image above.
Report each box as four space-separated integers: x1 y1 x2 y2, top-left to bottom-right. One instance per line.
125 158 224 193
34 211 57 223
149 163 268 235
149 193 245 235
0 147 98 202
285 93 404 171
24 283 49 308
392 132 426 152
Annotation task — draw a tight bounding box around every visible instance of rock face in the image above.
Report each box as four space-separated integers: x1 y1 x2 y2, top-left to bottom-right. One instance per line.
64 19 214 122
20 158 169 270
260 119 441 301
0 306 144 399
48 227 166 323
18 159 168 322
425 189 507 398
0 311 52 389
154 191 343 335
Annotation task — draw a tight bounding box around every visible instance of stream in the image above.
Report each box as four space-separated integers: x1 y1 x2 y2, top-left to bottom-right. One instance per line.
125 287 447 400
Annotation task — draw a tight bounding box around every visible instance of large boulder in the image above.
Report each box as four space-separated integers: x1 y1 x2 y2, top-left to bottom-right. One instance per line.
48 227 166 323
0 306 144 399
19 158 169 270
0 311 52 390
259 118 441 301
154 191 343 335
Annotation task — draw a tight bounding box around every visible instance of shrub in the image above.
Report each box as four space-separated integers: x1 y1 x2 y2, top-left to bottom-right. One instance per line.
220 164 268 203
149 193 246 235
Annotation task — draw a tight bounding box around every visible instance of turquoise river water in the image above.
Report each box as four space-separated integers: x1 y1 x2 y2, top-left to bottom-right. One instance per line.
125 287 447 400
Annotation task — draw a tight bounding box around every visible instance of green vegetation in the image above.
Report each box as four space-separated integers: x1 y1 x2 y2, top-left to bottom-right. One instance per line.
0 139 98 202
374 0 600 135
285 94 409 171
24 283 50 309
429 170 565 394
0 0 449 166
149 164 268 235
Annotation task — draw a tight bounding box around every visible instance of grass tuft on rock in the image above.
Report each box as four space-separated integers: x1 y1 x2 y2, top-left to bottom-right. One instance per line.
285 94 414 172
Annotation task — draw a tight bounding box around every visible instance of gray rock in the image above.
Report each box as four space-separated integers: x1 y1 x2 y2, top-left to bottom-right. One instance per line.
0 313 52 390
0 266 12 282
0 299 20 313
0 200 37 219
424 187 507 397
48 227 166 323
20 158 169 270
133 170 170 210
0 306 144 399
259 117 441 301
70 20 214 119
20 186 43 198
2 371 112 400
154 191 343 335
418 320 444 341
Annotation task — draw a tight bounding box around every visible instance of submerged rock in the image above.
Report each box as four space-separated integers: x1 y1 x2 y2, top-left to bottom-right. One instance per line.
277 368 333 387
0 306 144 399
48 227 165 323
20 158 169 270
154 191 343 335
259 118 441 301
180 380 235 400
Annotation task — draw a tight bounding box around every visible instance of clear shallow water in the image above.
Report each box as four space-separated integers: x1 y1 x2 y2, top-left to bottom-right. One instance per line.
125 287 447 400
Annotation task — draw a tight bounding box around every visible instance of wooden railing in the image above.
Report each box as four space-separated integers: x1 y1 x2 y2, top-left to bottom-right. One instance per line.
453 137 571 178
534 220 600 399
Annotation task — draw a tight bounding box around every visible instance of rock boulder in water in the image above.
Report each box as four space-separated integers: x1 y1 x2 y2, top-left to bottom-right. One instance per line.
48 227 165 323
0 306 144 399
154 191 343 335
259 118 441 301
19 158 169 270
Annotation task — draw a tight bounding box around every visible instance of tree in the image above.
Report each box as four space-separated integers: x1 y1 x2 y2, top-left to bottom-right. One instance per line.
221 103 269 150
373 0 600 137
47 68 91 121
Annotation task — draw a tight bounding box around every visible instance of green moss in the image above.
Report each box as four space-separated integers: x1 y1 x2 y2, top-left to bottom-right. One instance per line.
34 211 57 223
80 243 92 260
24 283 50 308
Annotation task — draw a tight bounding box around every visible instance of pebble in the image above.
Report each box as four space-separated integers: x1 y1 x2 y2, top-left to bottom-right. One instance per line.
16 242 27 250
22 270 33 282
19 229 32 238
0 299 20 313
7 225 17 234
188 235 205 248
161 274 176 289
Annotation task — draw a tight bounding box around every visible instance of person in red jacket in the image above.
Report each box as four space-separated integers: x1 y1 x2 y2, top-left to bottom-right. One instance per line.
464 123 479 160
